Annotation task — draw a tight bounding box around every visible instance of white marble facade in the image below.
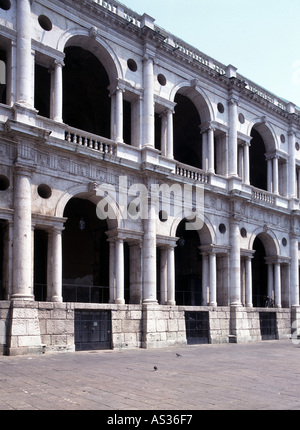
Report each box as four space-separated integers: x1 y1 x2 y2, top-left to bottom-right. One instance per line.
0 0 300 355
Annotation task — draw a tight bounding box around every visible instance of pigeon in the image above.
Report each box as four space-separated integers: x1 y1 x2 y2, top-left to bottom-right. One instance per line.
153 366 158 371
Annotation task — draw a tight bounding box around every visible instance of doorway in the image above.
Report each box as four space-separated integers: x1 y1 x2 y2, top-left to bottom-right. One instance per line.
75 310 112 351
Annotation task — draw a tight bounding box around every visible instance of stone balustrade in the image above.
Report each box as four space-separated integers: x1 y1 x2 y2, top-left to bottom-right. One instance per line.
65 127 116 155
175 163 209 184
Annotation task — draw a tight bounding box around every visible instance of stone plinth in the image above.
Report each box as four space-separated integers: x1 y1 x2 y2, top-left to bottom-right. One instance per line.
142 303 187 349
7 300 44 356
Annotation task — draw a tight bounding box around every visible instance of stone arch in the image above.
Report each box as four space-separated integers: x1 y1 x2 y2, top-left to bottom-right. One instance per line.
54 183 122 230
248 117 278 152
57 29 121 82
250 228 279 307
171 83 212 169
249 227 279 257
170 213 215 245
248 119 277 191
170 81 213 123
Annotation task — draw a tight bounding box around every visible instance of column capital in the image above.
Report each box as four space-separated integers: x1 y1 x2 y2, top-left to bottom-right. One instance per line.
108 79 126 96
228 96 239 106
200 121 216 134
53 58 65 68
13 161 36 176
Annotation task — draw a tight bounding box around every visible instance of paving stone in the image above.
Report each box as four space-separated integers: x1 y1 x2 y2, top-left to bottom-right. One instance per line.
0 340 300 410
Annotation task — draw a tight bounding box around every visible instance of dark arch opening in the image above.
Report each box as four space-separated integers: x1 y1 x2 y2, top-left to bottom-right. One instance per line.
63 46 111 138
62 198 109 303
34 229 48 301
252 236 268 307
173 93 202 169
250 128 268 191
175 219 202 305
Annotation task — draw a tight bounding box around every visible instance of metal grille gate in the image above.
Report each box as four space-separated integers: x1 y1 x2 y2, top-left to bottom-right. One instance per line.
259 312 277 340
75 310 112 351
185 311 209 344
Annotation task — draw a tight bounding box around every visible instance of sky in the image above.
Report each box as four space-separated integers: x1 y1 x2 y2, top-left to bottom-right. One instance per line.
121 0 300 107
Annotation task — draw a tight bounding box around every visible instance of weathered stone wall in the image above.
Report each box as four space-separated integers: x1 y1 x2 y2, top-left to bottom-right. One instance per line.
0 301 10 355
142 304 187 349
38 302 75 353
0 301 298 355
230 307 292 343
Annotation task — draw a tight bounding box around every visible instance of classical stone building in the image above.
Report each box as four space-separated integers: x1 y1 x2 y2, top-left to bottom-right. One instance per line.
0 0 300 355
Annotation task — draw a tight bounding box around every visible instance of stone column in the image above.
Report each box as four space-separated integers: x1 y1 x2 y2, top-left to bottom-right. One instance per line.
209 251 217 306
229 217 241 306
160 113 167 157
129 242 142 304
7 40 16 106
267 157 273 193
201 253 209 306
166 108 174 159
207 125 215 174
267 262 274 300
143 200 157 303
53 60 64 123
202 130 208 171
288 131 296 198
110 92 116 140
51 227 63 302
2 220 13 300
290 236 299 307
159 247 168 304
243 142 250 185
115 238 125 304
142 53 155 148
245 256 253 307
16 0 33 107
115 86 124 144
228 97 238 177
272 155 279 195
274 261 281 308
108 240 116 303
12 165 34 300
167 245 175 305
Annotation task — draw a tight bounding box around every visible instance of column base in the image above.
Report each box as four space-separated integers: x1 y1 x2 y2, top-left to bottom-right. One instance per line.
209 301 217 307
167 300 176 306
142 299 158 305
51 295 63 303
115 298 125 305
11 294 34 301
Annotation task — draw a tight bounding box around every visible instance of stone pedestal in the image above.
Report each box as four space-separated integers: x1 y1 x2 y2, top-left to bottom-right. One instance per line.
230 305 252 343
142 303 186 349
291 305 300 343
7 301 44 356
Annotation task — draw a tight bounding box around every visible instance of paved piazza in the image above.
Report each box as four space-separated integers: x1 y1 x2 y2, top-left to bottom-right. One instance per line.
0 340 299 411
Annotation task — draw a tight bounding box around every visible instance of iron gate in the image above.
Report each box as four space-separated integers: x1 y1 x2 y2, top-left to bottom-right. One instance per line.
185 311 209 344
259 312 277 340
75 310 112 351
